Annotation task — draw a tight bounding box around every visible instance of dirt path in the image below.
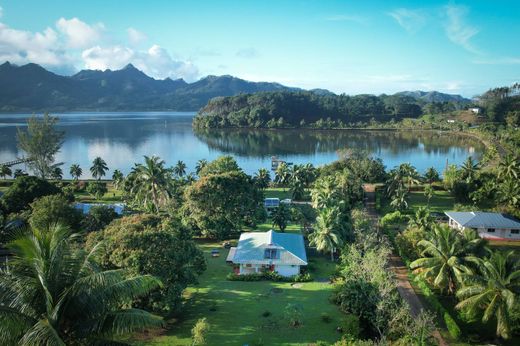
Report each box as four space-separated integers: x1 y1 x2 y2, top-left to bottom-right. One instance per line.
363 184 448 346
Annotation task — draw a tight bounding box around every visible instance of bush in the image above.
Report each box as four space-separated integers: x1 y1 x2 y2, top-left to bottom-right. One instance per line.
321 313 332 323
80 205 119 233
342 314 361 338
285 303 303 327
226 271 313 282
191 318 210 345
29 194 82 230
0 176 61 214
86 181 107 200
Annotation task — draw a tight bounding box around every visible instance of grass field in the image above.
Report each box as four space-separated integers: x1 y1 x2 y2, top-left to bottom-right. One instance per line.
380 186 456 216
134 241 344 346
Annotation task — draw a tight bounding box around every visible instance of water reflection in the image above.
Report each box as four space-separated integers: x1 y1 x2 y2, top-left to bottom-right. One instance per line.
0 112 484 178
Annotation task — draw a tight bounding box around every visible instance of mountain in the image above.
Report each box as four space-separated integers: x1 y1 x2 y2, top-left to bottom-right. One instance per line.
394 90 470 103
0 62 304 112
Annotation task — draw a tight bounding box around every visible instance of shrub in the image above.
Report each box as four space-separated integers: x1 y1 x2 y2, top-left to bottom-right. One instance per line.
226 271 313 282
29 194 82 230
285 303 303 327
0 176 61 214
86 181 108 200
191 318 210 345
342 314 361 338
321 313 332 323
80 205 119 233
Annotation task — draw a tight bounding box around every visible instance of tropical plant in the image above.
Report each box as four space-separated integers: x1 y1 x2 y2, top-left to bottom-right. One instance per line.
29 194 81 230
50 166 63 180
129 155 172 212
191 317 210 345
460 156 479 183
456 251 520 340
390 186 408 211
424 184 434 206
90 156 108 180
195 159 208 176
497 177 520 208
69 164 82 181
309 207 344 261
272 203 291 232
408 206 434 232
16 113 65 178
410 225 480 294
497 154 520 181
173 160 187 177
0 224 163 345
112 169 124 190
274 162 291 188
423 167 439 186
254 168 271 189
86 181 108 200
0 175 61 214
290 179 306 200
0 165 12 179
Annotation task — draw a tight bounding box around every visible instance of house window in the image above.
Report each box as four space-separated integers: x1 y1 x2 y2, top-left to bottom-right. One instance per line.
246 264 252 268
511 230 519 234
264 248 278 259
488 228 495 233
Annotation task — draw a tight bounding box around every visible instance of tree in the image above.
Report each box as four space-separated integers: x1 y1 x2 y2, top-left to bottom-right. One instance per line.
498 155 520 181
456 251 520 340
410 225 479 294
424 184 434 206
272 203 291 232
0 165 12 179
274 162 291 188
13 169 27 178
290 179 306 200
112 169 124 190
460 156 479 183
443 164 460 191
87 214 206 314
50 166 63 180
86 181 108 200
128 156 173 212
423 167 439 185
184 171 263 239
69 163 82 180
195 159 208 176
408 206 434 232
390 186 408 211
309 207 344 261
16 113 65 178
254 168 271 189
80 205 119 233
198 155 241 176
90 156 108 180
29 194 81 230
173 160 187 177
191 318 210 345
0 175 61 214
0 224 163 345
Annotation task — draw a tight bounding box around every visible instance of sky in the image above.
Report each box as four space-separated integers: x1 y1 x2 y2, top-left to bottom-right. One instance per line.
0 0 519 97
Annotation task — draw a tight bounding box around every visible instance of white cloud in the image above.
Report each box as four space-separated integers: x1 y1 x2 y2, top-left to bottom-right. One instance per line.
127 27 147 45
324 14 367 25
236 47 259 59
388 8 425 33
82 44 198 81
444 5 480 54
56 17 104 48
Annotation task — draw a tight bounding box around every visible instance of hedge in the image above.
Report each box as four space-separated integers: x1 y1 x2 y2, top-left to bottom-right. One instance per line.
226 271 312 282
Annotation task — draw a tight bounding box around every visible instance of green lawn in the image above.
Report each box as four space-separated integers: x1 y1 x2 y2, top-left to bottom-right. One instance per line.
135 241 344 346
380 186 456 216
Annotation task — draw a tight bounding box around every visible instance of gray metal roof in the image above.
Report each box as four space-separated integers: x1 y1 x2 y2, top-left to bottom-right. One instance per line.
232 230 307 265
264 198 280 207
445 211 520 229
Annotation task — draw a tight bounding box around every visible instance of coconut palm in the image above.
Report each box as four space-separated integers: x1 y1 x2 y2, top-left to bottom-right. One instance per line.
0 224 163 345
460 156 479 183
0 165 12 179
51 166 63 180
311 176 340 209
271 203 291 232
112 169 124 190
274 162 291 188
309 207 344 261
408 206 434 232
195 159 208 176
130 155 172 212
173 160 187 177
497 155 520 181
400 163 421 191
254 168 271 189
497 177 520 208
423 167 439 186
69 164 82 181
456 251 520 340
410 225 479 294
90 156 108 180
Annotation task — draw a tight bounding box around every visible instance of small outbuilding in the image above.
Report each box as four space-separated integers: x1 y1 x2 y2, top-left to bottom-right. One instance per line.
445 211 520 241
229 230 307 277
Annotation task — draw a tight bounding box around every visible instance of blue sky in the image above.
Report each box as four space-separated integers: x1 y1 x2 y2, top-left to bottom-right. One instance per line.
0 0 518 97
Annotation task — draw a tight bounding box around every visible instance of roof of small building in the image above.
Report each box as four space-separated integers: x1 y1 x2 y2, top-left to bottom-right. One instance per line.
264 198 280 207
231 230 307 265
445 211 520 229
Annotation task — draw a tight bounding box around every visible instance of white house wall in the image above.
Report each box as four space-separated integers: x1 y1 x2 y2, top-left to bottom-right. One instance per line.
275 265 300 277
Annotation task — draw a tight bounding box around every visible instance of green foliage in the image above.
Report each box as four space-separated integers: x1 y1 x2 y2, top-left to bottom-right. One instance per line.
198 155 241 176
69 163 82 180
80 204 119 233
16 113 65 178
395 226 427 262
87 214 206 314
226 271 312 282
184 170 263 239
90 156 108 180
29 194 82 230
191 317 210 345
0 175 61 214
321 313 332 323
254 168 271 189
0 224 163 345
284 303 304 327
0 165 12 179
342 314 361 339
86 180 108 199
271 203 291 231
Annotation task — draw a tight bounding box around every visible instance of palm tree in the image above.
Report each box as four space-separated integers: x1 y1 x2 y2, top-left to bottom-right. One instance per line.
254 168 271 189
423 167 439 186
112 169 124 190
497 177 520 208
51 166 63 180
408 206 434 232
69 164 82 181
424 184 434 206
311 176 339 209
195 159 208 176
497 155 520 181
0 224 163 345
309 207 344 261
173 160 187 177
130 155 172 212
0 165 12 179
90 156 108 180
456 251 520 340
400 163 420 191
290 180 305 200
274 162 291 188
271 203 291 232
410 225 479 294
390 186 408 211
460 156 479 183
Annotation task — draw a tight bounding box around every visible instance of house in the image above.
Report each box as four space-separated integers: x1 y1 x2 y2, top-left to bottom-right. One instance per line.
445 211 520 241
229 230 307 277
469 107 481 114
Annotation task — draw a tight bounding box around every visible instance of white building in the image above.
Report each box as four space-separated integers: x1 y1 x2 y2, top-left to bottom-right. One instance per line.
469 107 481 114
445 211 520 241
228 230 307 277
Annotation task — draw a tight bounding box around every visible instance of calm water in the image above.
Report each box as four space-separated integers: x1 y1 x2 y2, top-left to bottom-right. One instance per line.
0 112 484 179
